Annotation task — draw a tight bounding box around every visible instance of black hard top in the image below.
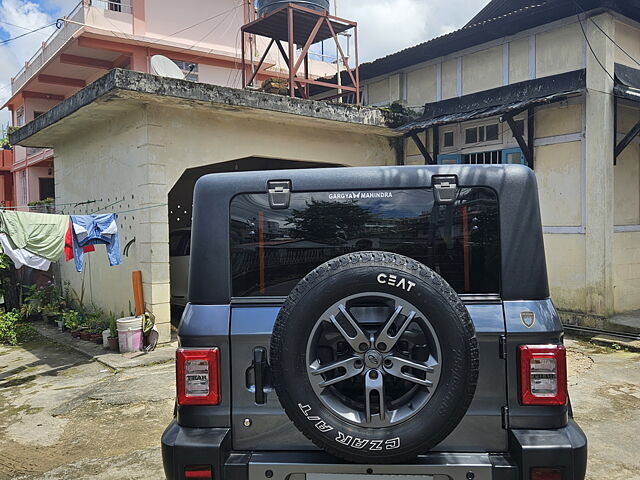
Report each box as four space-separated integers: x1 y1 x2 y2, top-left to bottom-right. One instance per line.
189 165 549 304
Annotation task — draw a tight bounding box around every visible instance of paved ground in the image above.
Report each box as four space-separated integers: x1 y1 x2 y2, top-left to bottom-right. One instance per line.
0 337 174 479
566 338 640 480
0 335 637 479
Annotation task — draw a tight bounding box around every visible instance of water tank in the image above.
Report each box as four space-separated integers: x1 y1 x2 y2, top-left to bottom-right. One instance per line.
256 0 330 17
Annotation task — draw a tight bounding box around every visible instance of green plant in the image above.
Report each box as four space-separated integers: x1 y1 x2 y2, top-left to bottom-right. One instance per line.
0 137 10 149
63 311 80 330
0 310 36 346
108 312 117 338
27 198 54 207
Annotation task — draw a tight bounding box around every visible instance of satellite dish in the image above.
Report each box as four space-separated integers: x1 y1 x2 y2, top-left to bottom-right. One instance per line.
150 55 185 79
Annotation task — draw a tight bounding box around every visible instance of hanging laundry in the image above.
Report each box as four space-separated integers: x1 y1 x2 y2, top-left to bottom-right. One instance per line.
71 214 122 272
0 210 68 261
64 220 94 261
0 234 51 271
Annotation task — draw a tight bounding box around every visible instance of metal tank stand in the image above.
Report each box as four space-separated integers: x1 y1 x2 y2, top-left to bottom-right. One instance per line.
241 2 360 103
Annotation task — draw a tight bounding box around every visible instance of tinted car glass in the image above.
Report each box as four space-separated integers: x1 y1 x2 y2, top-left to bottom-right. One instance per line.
169 231 189 257
230 188 500 296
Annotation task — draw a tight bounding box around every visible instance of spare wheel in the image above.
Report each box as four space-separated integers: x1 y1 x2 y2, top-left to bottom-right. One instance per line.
270 251 479 463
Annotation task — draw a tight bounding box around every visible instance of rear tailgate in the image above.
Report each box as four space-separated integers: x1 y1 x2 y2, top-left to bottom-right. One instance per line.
230 301 508 452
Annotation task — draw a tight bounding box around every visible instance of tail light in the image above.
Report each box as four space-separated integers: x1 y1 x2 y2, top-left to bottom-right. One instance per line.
519 344 567 405
531 467 563 480
176 348 220 406
184 465 212 479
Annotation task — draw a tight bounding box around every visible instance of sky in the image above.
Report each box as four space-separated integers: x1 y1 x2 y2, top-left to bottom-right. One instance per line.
0 0 490 133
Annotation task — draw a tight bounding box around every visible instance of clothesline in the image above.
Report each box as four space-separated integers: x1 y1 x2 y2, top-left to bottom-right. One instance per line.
0 202 170 273
0 200 98 210
0 202 169 215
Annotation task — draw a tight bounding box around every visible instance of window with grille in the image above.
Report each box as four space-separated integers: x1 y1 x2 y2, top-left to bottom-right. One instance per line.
16 107 24 127
463 150 502 165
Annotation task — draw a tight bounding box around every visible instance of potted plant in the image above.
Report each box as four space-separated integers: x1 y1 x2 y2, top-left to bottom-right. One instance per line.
107 314 119 351
80 328 92 341
63 311 80 337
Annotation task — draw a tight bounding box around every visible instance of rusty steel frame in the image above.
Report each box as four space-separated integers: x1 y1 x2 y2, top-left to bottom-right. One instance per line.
241 3 360 103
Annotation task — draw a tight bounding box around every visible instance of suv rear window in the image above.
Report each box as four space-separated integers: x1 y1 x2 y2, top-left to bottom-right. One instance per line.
230 188 500 297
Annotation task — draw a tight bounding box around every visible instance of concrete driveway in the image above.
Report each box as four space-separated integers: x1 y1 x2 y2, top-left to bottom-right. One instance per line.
0 337 174 480
0 335 637 479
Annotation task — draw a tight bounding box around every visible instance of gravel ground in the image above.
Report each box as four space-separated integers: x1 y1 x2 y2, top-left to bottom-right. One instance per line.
0 335 637 479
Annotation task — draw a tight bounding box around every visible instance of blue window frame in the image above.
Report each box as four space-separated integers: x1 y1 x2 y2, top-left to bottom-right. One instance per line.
501 148 527 165
437 154 463 165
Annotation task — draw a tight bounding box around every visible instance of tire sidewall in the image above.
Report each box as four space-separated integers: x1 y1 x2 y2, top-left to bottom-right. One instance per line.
272 253 478 463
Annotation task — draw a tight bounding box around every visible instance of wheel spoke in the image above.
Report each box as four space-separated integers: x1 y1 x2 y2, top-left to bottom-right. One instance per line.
364 370 385 423
311 357 363 388
328 304 370 352
374 306 416 352
382 355 437 387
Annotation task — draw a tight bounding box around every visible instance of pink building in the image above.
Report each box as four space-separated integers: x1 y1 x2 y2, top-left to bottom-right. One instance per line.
2 0 336 207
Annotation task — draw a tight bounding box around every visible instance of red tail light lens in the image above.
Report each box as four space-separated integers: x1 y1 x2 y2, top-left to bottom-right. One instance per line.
184 465 212 479
531 467 563 480
176 348 220 406
519 344 567 405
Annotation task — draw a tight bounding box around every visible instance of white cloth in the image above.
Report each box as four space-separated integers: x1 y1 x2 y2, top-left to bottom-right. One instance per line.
0 234 51 271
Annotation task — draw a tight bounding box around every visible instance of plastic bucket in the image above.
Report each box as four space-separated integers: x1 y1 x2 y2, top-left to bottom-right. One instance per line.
117 316 144 353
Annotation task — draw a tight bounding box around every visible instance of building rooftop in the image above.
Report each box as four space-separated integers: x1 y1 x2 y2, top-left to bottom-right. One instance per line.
348 0 640 84
9 69 400 148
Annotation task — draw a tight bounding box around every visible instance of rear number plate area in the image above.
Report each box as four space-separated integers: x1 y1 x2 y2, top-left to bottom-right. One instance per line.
308 475 433 480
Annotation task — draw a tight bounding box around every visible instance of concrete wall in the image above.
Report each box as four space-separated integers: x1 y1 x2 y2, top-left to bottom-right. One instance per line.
143 0 241 54
615 20 640 68
54 101 397 341
462 45 502 95
613 231 640 312
27 166 53 203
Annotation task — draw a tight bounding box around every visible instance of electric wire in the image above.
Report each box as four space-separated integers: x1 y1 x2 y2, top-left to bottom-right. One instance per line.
575 10 615 83
573 0 640 68
0 19 52 33
0 22 56 46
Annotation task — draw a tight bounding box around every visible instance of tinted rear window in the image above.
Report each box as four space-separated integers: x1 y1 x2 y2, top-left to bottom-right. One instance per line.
230 188 500 296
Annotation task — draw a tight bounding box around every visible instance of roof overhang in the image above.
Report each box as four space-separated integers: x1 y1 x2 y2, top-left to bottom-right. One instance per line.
397 69 586 134
614 63 640 102
9 69 400 148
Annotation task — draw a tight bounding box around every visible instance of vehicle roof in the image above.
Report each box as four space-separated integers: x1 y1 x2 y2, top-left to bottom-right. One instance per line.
189 165 549 304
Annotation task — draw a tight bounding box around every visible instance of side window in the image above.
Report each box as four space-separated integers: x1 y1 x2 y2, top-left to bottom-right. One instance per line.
169 231 189 257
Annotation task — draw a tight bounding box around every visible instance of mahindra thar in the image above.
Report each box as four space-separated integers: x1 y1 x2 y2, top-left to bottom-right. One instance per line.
161 165 587 480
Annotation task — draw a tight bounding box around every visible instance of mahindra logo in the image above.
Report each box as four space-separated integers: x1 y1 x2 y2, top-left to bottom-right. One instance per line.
328 191 393 200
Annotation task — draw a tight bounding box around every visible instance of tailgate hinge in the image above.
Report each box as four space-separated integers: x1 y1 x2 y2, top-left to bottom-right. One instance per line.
499 334 508 359
432 175 458 205
268 180 291 209
501 406 510 429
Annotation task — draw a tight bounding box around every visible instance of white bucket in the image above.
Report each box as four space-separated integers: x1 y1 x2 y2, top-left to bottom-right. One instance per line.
117 316 144 353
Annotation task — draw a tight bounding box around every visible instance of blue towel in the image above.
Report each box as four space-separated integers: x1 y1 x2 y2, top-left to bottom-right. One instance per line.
71 214 121 272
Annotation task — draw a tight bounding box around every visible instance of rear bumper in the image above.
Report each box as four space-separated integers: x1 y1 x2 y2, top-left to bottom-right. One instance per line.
161 419 587 480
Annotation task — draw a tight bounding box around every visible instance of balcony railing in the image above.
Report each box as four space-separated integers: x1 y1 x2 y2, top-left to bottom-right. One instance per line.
10 0 133 93
11 1 85 92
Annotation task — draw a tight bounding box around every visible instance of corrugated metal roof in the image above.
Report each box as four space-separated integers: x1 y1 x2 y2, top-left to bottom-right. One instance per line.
397 69 586 133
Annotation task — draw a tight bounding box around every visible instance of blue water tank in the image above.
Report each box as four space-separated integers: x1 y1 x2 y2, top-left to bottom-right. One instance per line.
256 0 330 17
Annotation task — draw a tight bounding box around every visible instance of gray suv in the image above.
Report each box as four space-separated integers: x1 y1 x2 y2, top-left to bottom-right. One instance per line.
162 165 587 480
